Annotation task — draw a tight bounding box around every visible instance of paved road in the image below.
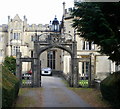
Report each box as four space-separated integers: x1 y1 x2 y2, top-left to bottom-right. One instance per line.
41 76 91 107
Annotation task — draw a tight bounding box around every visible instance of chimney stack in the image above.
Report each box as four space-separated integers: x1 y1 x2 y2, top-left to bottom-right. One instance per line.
63 2 66 17
8 16 10 22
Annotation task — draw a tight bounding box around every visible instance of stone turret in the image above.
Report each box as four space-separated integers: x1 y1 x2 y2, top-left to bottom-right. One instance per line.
62 2 73 19
23 15 27 21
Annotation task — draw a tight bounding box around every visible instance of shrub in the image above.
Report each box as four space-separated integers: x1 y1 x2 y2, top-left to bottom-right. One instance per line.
2 65 20 107
3 56 16 74
100 71 120 108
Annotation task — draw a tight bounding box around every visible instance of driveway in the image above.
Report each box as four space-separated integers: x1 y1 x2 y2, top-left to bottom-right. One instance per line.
41 76 91 107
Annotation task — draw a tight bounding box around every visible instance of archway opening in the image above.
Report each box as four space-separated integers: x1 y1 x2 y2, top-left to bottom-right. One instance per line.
38 45 72 86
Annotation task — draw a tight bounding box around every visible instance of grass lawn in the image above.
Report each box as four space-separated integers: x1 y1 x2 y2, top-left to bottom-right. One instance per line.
70 88 111 107
13 88 43 107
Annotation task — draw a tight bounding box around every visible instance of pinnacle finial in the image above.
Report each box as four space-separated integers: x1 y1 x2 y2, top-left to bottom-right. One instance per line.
63 2 65 5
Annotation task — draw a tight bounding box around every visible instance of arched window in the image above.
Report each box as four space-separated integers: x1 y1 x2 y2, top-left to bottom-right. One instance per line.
47 51 55 69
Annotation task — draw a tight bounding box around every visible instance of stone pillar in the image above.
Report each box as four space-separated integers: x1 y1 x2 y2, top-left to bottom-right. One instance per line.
16 52 22 86
33 53 38 87
71 41 79 87
0 64 2 109
89 53 95 87
39 60 41 87
73 58 79 87
33 41 40 87
33 57 41 87
36 57 41 87
31 60 34 87
34 32 39 42
71 58 74 87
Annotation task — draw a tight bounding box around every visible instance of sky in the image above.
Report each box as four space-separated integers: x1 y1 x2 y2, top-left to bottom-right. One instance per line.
0 0 74 25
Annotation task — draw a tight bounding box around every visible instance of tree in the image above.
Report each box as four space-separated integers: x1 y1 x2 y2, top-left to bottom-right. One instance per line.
3 56 16 74
72 2 120 64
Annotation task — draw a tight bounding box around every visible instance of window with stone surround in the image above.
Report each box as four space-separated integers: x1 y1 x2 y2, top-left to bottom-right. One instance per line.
31 36 34 41
47 50 55 69
82 62 89 77
12 46 20 56
13 32 20 40
0 35 3 42
0 49 3 56
83 41 95 50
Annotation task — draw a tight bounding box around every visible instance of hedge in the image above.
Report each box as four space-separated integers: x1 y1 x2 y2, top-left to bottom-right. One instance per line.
100 71 120 108
1 65 20 107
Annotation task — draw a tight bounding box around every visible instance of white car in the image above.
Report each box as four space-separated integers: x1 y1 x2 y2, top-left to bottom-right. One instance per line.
41 67 52 76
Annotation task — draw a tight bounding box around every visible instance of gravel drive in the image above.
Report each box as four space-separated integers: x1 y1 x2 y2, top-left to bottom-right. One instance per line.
15 76 91 107
41 76 91 107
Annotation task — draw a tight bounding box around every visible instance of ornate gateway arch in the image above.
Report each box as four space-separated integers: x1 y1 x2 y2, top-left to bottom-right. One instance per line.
16 17 91 88
34 32 78 87
16 31 79 87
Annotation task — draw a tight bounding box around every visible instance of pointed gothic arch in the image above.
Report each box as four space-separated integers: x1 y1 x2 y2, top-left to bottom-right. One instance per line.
38 44 72 57
16 32 79 87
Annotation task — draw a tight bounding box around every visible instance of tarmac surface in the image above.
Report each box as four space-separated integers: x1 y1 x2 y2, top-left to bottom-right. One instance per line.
41 76 91 107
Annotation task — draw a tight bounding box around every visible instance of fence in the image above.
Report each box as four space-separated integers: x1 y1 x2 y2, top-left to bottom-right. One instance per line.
22 73 32 87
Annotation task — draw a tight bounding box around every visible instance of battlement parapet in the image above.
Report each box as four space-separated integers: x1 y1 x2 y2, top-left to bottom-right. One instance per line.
0 24 8 32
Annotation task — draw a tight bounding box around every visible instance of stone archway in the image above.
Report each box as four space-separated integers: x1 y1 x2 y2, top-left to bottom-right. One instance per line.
38 44 72 56
38 44 73 86
16 32 79 87
33 32 78 87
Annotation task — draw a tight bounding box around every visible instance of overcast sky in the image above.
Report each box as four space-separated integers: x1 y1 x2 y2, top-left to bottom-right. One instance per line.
0 0 74 25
